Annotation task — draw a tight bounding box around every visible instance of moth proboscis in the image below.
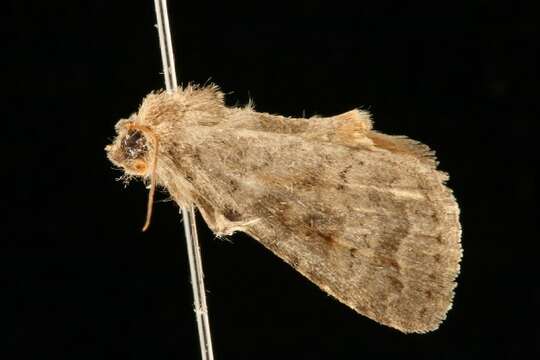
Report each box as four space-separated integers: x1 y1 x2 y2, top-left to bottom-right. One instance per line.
106 84 462 333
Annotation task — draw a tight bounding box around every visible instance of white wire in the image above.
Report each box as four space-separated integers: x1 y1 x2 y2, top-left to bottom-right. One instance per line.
153 1 215 359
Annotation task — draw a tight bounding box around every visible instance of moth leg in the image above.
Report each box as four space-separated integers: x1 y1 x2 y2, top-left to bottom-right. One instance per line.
194 197 260 236
213 213 261 236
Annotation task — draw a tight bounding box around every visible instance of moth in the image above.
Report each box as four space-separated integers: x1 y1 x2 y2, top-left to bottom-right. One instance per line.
106 84 462 333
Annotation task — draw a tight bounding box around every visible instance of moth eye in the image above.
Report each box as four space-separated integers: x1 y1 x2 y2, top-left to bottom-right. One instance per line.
121 129 148 159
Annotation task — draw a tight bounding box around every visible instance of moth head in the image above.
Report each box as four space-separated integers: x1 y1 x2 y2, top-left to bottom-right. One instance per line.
106 120 155 176
106 119 160 232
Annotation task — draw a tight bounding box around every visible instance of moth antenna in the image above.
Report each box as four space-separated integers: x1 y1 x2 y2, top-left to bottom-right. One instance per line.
141 128 159 232
124 123 160 232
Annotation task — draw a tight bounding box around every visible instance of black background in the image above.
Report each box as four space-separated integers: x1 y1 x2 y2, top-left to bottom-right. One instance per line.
8 0 538 359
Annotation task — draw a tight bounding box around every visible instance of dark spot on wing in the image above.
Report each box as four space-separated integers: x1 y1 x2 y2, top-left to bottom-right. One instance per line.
377 256 401 272
317 231 335 244
222 207 242 222
227 178 239 192
339 165 353 182
387 276 404 292
295 172 321 188
337 165 353 190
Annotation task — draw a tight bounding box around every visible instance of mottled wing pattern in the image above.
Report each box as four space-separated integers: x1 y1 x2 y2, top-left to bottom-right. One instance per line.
187 116 461 333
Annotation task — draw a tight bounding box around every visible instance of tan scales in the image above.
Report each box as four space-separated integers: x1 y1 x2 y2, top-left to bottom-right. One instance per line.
106 84 462 333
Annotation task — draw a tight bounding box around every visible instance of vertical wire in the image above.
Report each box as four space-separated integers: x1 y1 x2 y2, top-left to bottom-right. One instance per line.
153 1 215 360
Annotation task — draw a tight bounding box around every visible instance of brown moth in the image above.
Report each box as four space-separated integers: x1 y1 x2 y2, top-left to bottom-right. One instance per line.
106 84 462 333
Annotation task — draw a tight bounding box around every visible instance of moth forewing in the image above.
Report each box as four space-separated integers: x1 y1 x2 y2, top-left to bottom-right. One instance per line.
106 84 462 333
